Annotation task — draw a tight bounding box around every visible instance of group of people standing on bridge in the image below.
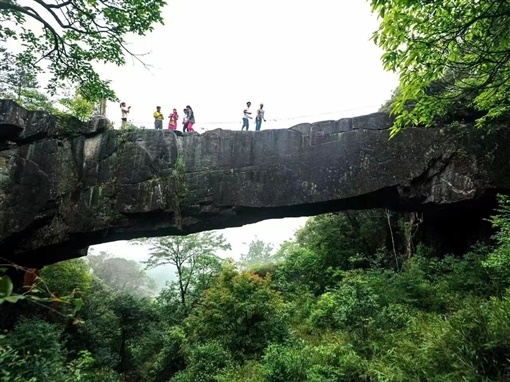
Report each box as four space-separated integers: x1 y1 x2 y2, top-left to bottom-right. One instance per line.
120 102 195 131
153 105 195 132
120 101 266 132
242 101 266 131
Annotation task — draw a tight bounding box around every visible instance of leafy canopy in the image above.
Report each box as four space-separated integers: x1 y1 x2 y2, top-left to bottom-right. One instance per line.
240 238 276 269
87 251 156 297
184 265 288 360
135 232 230 310
371 0 510 135
0 0 166 102
0 48 38 101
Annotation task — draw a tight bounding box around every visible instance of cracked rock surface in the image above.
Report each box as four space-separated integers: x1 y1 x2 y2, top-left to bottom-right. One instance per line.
1 100 509 267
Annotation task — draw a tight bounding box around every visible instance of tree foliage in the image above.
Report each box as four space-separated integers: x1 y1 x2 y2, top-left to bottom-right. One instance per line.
88 252 156 297
275 211 403 295
0 48 38 101
137 233 230 310
41 258 93 297
481 195 510 293
0 46 57 113
0 0 166 101
0 318 119 381
371 0 510 134
184 265 288 360
18 90 59 113
59 92 96 121
240 238 276 270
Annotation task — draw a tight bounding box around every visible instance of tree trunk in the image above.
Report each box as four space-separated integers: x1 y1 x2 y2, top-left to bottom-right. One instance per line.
177 265 186 308
405 212 423 258
119 327 127 373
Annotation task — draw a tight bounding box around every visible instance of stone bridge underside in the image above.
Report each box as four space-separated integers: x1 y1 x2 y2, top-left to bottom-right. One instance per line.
1 100 510 267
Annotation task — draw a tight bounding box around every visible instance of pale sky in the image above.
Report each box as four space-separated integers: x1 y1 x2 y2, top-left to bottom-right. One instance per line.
100 0 398 131
58 0 400 263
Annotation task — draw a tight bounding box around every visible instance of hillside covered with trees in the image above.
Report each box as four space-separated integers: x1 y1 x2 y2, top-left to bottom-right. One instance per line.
1 198 510 381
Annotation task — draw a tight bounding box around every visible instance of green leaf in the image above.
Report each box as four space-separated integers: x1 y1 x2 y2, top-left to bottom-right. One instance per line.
4 294 25 303
0 275 13 298
71 298 84 312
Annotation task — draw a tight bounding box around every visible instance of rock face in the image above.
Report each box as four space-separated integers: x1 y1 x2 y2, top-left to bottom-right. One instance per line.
1 99 509 267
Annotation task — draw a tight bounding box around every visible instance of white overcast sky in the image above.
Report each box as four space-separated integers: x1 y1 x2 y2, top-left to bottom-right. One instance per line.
89 0 398 261
100 0 398 131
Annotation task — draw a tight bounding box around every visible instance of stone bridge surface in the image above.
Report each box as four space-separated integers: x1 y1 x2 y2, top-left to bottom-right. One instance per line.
1 100 509 267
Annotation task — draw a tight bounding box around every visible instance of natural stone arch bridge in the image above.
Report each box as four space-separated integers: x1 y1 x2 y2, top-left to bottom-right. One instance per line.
1 100 509 267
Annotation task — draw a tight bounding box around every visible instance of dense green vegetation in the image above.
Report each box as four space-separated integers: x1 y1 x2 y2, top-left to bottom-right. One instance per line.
0 46 101 121
2 198 510 381
370 0 510 135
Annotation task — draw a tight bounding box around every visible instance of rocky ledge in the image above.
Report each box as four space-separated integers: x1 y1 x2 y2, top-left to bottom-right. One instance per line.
1 99 509 267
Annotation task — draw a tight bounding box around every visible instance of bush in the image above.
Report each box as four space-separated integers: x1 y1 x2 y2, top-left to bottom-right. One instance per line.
261 341 365 382
261 343 310 382
184 266 289 360
1 318 67 381
149 326 186 382
309 272 380 342
170 341 233 382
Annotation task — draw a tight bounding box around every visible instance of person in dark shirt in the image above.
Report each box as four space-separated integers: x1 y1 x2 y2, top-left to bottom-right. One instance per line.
186 105 195 132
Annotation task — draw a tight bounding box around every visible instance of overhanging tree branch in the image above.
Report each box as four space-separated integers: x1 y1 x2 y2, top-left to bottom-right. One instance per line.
0 0 166 101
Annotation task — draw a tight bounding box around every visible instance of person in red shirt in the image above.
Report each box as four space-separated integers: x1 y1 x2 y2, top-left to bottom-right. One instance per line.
168 108 179 130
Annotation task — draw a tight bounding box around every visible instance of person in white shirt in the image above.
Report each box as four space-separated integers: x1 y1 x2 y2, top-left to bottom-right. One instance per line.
241 101 252 131
120 102 131 128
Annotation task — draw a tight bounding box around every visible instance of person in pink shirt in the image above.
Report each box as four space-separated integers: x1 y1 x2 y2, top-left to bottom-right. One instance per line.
168 108 179 130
